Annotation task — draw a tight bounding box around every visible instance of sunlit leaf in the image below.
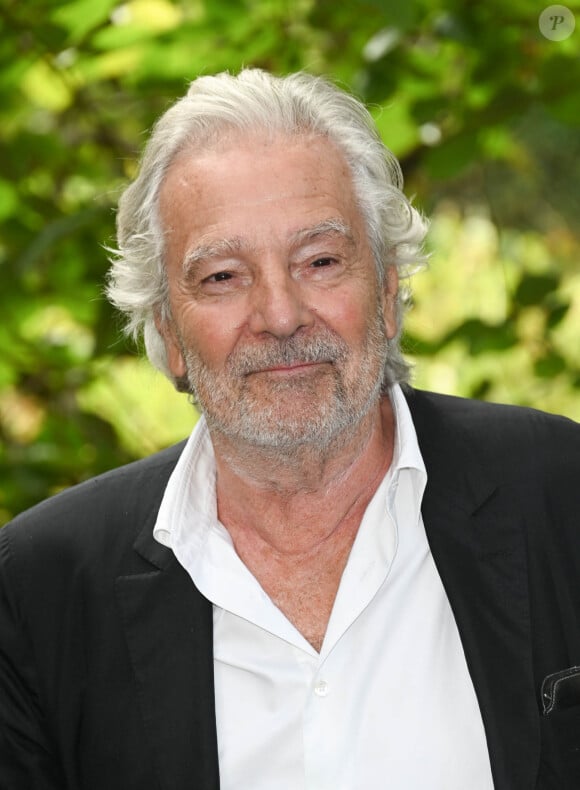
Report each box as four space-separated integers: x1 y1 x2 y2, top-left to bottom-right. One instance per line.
373 97 419 157
20 60 73 112
0 180 19 221
76 45 145 80
117 0 182 31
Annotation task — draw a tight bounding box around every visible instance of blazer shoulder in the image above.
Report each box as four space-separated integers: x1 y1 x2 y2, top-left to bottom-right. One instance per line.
1 441 186 569
405 385 579 437
404 386 580 480
405 385 578 426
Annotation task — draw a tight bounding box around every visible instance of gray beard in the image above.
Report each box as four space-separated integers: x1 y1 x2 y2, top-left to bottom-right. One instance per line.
180 311 389 452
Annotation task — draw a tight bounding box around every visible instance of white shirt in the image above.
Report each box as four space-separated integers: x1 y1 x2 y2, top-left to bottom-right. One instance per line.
153 385 494 789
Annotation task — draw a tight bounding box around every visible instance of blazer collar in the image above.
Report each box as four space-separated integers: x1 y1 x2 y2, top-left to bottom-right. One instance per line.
405 387 540 789
116 474 220 790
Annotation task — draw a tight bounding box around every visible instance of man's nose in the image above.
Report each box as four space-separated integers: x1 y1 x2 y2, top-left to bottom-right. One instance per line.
248 268 314 338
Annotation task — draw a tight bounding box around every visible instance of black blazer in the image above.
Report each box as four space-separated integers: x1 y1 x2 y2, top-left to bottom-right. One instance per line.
1 389 580 789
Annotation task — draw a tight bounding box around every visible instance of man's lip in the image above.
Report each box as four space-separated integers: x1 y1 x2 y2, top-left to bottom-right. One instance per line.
250 361 329 374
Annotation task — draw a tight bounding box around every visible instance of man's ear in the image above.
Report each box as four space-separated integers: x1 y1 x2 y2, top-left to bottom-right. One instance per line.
382 265 399 339
154 310 187 380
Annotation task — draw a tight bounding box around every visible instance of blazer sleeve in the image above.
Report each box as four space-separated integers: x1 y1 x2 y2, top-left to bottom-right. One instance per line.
0 527 66 789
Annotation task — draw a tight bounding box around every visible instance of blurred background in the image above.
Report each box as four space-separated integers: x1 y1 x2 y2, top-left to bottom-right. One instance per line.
1 0 579 524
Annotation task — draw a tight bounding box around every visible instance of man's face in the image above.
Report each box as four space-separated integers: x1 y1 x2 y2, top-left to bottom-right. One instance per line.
157 133 398 449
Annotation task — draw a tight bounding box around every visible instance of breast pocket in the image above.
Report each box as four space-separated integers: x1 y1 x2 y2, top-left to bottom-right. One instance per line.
537 668 580 789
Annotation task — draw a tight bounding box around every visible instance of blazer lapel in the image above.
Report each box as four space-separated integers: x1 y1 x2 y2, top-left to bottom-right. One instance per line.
405 388 540 790
115 524 220 790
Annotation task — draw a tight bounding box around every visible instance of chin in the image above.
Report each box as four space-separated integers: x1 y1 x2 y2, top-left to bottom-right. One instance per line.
209 395 377 452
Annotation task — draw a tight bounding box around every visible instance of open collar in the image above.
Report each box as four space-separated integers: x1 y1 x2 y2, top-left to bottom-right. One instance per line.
405 387 540 790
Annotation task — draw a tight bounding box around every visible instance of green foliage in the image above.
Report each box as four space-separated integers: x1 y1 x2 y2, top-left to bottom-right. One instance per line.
1 0 579 523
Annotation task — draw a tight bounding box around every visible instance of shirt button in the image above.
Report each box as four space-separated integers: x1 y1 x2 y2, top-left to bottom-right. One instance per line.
314 680 329 697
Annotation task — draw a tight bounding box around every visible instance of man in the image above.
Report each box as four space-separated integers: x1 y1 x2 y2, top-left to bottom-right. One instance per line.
1 69 579 790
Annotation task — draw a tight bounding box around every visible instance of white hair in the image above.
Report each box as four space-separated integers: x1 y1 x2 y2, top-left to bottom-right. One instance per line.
106 68 428 386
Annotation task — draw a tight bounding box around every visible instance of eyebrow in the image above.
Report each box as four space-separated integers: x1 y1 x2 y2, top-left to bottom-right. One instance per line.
289 218 356 249
182 237 246 276
182 218 356 275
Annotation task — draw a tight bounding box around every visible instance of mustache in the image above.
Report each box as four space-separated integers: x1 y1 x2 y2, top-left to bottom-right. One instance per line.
226 331 349 376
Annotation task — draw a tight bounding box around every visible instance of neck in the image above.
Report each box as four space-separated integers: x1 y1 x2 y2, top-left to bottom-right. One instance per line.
211 395 395 555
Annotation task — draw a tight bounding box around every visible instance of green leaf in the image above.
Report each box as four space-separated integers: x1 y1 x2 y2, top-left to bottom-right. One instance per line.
443 319 517 355
373 97 419 157
424 133 482 180
366 0 417 31
545 300 570 329
534 352 567 379
514 273 560 307
0 180 18 221
51 0 119 44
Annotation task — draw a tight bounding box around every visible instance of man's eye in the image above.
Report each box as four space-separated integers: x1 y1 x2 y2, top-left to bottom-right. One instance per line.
205 271 233 283
311 257 336 267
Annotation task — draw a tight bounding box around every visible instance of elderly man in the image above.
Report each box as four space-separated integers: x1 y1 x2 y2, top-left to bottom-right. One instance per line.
1 69 579 790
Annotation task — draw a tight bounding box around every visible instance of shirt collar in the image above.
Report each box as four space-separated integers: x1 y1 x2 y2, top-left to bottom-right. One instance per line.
153 384 426 550
389 384 426 477
152 415 216 550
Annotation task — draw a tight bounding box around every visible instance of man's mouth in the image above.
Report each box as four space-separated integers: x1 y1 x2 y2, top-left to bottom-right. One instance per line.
251 360 330 375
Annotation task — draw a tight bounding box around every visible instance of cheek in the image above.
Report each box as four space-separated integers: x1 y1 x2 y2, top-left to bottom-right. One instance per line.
178 306 245 370
317 288 380 344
